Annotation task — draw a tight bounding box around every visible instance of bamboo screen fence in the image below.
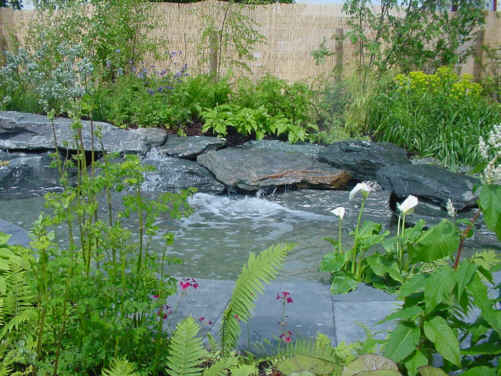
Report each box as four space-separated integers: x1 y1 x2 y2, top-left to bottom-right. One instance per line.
0 1 499 82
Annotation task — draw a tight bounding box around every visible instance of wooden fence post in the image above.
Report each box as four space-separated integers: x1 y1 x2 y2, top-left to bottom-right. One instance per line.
473 29 485 82
335 27 344 81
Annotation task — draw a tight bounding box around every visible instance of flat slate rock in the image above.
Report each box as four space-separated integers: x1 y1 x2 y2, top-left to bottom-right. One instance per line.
376 164 479 211
319 140 410 181
242 140 326 159
197 148 351 192
156 135 226 159
0 111 167 154
142 157 225 194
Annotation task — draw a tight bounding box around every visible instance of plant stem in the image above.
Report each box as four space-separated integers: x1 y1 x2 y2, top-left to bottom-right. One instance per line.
352 196 367 275
453 210 481 270
337 218 343 254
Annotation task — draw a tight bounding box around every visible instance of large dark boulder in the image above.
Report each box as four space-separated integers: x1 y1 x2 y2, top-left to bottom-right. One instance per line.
376 164 479 211
0 150 70 198
155 135 226 160
197 147 351 192
0 111 167 154
142 157 225 194
319 141 410 181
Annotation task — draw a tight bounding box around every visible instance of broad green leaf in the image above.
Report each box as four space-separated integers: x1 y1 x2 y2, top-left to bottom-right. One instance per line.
399 274 427 298
330 274 359 295
378 306 423 325
424 267 455 313
455 261 477 301
366 255 401 282
342 355 399 376
462 342 501 356
356 371 401 376
478 184 501 240
418 366 448 376
468 274 501 334
320 252 345 273
423 316 460 366
404 350 428 376
409 219 459 263
383 322 420 363
461 366 496 376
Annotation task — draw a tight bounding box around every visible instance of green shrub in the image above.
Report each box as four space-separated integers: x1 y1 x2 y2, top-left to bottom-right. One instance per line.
366 67 501 168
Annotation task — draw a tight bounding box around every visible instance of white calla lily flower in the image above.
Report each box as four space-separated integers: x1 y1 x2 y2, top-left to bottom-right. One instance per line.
331 207 345 219
349 182 372 200
397 195 418 215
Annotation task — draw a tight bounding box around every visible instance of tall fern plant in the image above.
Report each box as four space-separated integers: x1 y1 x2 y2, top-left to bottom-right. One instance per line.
164 243 294 376
220 243 294 356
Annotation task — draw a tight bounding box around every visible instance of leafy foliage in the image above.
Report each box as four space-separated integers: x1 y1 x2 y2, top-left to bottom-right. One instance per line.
101 358 139 376
365 68 501 168
220 243 294 356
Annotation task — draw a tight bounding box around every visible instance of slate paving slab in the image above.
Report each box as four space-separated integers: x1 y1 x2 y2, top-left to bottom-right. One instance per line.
0 218 31 246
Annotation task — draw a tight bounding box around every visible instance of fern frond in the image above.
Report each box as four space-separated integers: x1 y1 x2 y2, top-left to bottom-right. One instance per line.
166 316 208 376
202 356 238 376
229 364 258 376
101 358 139 376
220 243 293 356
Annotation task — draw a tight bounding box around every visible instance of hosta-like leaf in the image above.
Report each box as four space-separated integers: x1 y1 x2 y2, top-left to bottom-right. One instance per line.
342 355 399 376
330 274 359 295
418 366 448 376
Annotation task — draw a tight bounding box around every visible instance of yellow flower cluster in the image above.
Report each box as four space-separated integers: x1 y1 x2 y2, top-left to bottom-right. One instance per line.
394 66 482 101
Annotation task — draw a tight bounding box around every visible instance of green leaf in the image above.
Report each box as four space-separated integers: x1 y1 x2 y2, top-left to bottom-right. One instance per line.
455 261 477 302
320 252 345 273
409 219 459 263
424 267 455 313
378 306 423 325
460 366 497 376
468 274 501 334
418 366 448 376
478 184 501 240
383 322 420 363
423 316 460 366
462 342 501 356
404 350 428 376
399 274 427 298
330 274 359 295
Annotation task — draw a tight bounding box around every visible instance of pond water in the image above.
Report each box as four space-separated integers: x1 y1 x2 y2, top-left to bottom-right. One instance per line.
1 186 499 282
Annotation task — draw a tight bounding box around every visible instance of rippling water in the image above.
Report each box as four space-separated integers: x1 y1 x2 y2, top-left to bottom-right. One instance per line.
2 187 498 281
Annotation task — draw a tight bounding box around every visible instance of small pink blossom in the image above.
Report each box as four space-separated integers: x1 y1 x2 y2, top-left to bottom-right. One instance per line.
280 331 293 343
199 317 205 322
276 291 294 304
180 281 191 290
152 294 160 299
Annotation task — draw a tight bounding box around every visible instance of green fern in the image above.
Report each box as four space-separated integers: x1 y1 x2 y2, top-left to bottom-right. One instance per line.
202 356 239 376
101 358 139 376
166 316 208 376
229 364 258 376
220 243 294 356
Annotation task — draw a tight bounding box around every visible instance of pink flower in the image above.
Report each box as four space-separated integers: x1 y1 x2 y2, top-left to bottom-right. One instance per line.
208 320 213 325
276 291 294 304
180 281 191 290
199 317 205 322
152 294 160 299
280 331 293 343
192 283 199 289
